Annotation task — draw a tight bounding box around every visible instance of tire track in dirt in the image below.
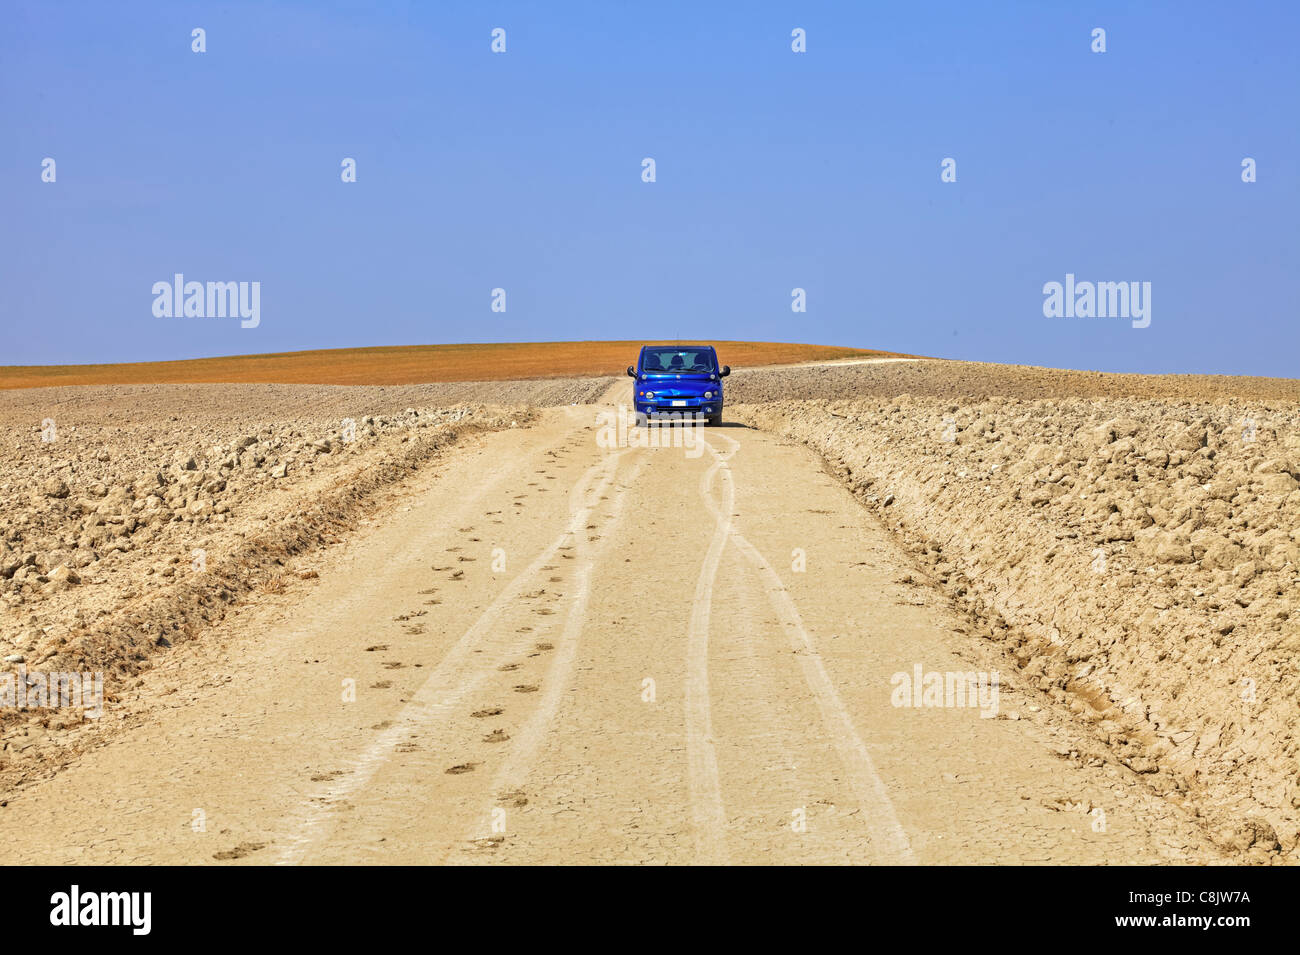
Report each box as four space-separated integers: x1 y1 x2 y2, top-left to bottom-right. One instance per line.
253 428 571 671
684 424 734 865
274 445 632 864
451 454 648 860
698 431 915 864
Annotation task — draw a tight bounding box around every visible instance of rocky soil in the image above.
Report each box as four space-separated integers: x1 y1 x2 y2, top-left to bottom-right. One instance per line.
5 358 1296 862
0 378 609 782
727 358 1300 404
730 360 1300 863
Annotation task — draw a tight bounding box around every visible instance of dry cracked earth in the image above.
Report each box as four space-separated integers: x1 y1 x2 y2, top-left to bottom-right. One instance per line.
0 358 1296 864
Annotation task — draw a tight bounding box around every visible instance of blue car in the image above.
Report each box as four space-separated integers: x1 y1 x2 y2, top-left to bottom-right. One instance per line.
626 344 731 426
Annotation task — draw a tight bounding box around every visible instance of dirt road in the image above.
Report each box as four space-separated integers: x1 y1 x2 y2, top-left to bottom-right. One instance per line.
0 384 1223 864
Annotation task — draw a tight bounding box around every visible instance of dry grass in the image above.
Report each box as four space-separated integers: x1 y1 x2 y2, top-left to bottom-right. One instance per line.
259 573 288 595
0 341 909 390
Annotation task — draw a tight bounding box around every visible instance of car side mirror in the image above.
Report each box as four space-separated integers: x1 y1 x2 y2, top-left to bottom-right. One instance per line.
720 365 731 377
626 366 636 378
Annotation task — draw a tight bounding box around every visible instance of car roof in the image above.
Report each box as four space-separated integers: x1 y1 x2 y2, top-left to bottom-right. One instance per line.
639 344 715 350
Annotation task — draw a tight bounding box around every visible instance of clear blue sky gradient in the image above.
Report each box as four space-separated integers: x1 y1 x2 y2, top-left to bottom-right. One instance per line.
3 1 1297 375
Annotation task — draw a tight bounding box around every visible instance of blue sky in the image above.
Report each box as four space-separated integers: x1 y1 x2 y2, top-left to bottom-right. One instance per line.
3 1 1297 375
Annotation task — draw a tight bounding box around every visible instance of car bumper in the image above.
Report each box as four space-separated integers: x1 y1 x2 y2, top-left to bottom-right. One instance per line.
635 399 721 416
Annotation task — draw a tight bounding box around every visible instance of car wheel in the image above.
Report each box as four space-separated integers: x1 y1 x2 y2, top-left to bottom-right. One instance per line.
708 414 722 427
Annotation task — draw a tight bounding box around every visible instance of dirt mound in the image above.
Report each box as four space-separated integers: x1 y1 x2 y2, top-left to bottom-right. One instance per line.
727 359 1300 404
0 377 615 419
733 393 1300 863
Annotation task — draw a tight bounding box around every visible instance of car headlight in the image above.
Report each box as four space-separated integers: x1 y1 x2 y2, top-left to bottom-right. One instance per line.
645 391 655 399
704 391 713 398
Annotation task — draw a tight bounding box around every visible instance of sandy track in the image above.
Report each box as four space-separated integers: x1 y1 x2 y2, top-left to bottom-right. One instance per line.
699 430 914 863
0 385 1226 864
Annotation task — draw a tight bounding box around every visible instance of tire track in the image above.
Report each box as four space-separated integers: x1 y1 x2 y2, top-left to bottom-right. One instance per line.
684 425 733 865
699 431 915 864
452 455 648 860
258 427 569 662
275 445 632 864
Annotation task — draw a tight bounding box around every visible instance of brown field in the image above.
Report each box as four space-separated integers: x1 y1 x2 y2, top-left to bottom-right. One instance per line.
0 340 907 390
2 356 1298 863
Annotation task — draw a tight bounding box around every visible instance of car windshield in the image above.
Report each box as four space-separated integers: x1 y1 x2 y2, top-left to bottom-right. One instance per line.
640 349 717 375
